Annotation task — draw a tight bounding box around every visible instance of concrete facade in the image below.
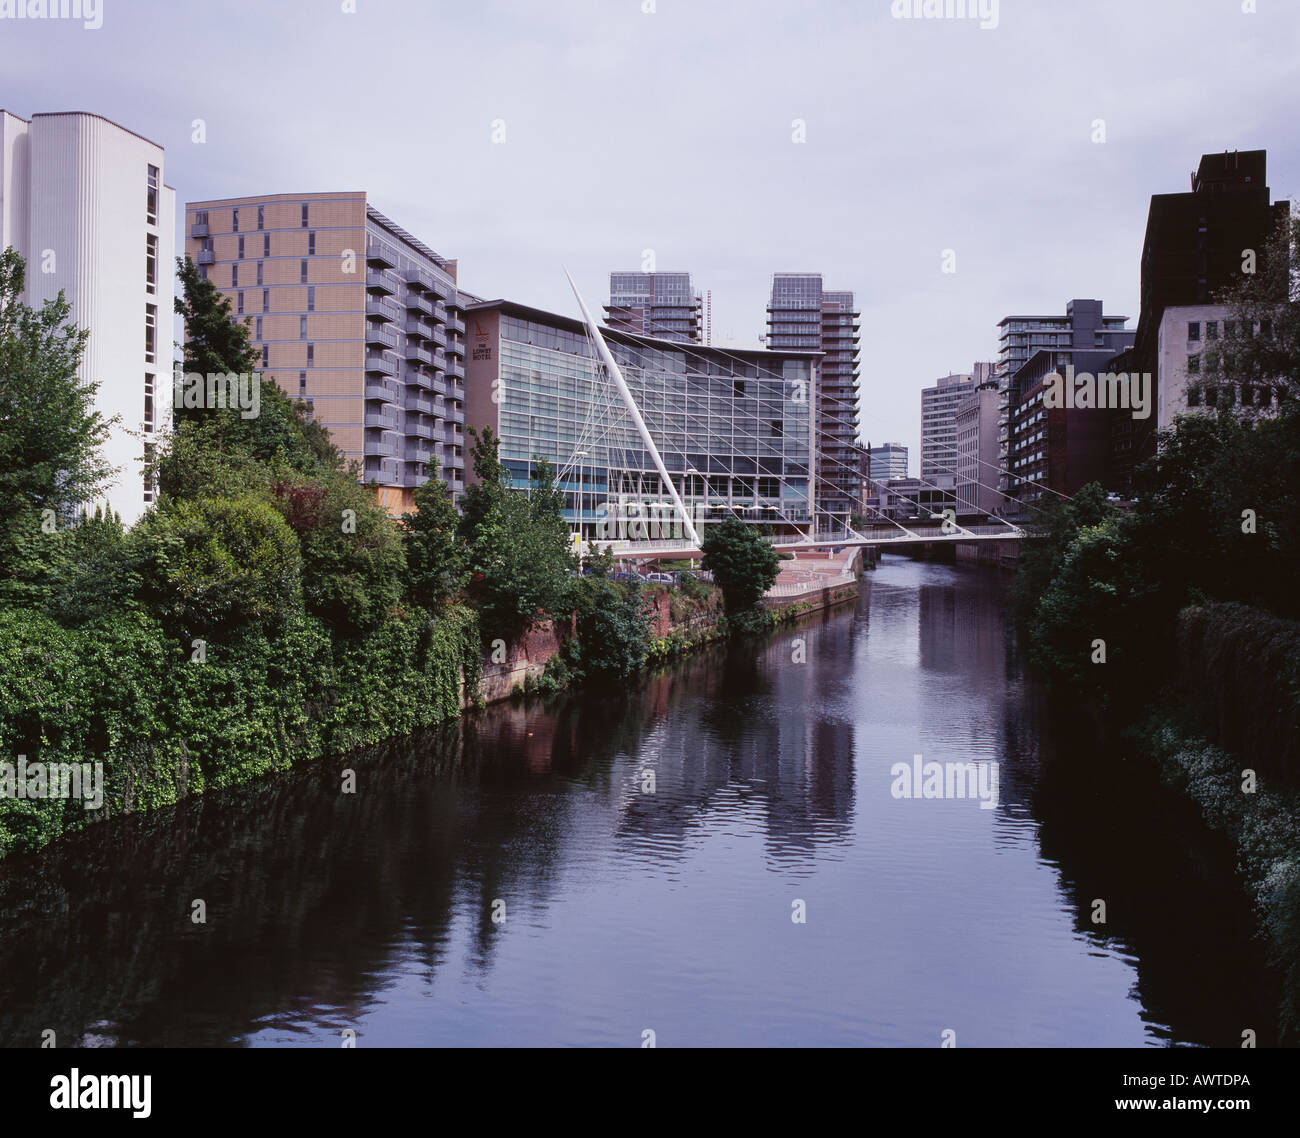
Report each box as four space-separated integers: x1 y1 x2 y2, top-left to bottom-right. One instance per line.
0 109 176 525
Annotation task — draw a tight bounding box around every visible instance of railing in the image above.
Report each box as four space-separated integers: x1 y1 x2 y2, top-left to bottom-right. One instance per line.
366 294 403 322
364 380 400 403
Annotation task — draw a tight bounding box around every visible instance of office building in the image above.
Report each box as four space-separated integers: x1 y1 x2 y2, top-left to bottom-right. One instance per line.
0 109 176 525
464 299 818 540
994 301 1131 496
184 192 467 514
605 271 703 342
868 443 908 482
954 380 1001 515
765 273 866 517
1123 150 1290 472
920 372 973 479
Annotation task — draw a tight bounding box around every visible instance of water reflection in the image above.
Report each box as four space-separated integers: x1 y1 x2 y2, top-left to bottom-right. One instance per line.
0 556 1278 1047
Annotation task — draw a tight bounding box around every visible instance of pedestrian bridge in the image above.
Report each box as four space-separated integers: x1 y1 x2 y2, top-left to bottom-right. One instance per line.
596 522 1026 560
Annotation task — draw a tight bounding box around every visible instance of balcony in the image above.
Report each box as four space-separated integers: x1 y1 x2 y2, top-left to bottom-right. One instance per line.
404 317 430 338
190 222 209 238
366 293 403 322
365 323 399 349
428 325 448 349
405 265 435 291
196 249 215 265
364 351 398 377
366 432 401 458
404 340 433 365
366 241 397 269
413 422 435 440
429 275 455 302
365 379 400 403
364 409 400 430
404 440 433 463
406 291 433 316
366 267 404 295
405 392 435 415
445 336 463 358
447 316 467 335
401 470 431 489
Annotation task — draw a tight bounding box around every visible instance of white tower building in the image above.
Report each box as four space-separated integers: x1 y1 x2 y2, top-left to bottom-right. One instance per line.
0 110 176 525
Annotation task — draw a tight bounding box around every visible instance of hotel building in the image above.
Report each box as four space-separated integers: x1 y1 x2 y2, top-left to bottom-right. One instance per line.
464 299 819 540
183 192 467 514
0 109 176 525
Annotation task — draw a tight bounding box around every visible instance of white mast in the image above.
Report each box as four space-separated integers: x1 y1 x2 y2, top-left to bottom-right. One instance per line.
565 269 701 547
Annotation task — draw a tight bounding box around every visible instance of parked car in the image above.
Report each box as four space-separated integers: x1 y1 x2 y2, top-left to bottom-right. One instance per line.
613 571 642 583
645 572 675 584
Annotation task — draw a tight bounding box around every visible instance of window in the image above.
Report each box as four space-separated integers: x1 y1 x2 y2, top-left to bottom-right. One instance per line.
300 315 307 340
263 234 271 258
307 286 316 312
146 164 159 226
236 290 244 314
1206 321 1219 340
307 231 316 256
238 235 245 260
300 259 308 284
769 419 783 437
1188 355 1199 373
261 344 269 367
1260 319 1273 339
232 263 238 287
256 261 264 286
255 316 263 340
262 289 270 313
301 203 309 228
144 304 157 364
1225 320 1237 336
1188 321 1200 341
257 204 265 230
144 374 155 431
143 441 156 503
145 233 158 294
733 380 746 397
299 371 307 395
232 208 240 233
306 343 314 365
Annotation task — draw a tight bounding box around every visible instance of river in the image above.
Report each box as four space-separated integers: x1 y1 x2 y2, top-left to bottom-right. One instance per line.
0 555 1278 1047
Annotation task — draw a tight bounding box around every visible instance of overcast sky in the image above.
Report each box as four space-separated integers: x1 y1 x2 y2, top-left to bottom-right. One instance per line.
3 0 1298 470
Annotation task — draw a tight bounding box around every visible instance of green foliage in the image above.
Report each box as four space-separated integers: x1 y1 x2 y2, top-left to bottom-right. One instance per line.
700 516 780 620
132 495 303 637
569 577 653 681
582 542 615 579
0 247 116 587
402 464 466 612
459 427 575 642
173 254 259 380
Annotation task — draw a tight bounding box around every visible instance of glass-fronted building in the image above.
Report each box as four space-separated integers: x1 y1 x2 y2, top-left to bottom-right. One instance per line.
465 300 819 540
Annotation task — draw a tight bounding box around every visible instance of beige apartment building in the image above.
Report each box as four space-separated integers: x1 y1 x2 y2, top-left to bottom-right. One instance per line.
183 191 466 515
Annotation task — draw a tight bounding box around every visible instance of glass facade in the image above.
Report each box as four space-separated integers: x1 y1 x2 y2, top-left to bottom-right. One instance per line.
495 314 814 535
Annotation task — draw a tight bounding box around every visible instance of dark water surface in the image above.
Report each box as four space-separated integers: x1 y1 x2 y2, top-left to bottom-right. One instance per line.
0 556 1278 1046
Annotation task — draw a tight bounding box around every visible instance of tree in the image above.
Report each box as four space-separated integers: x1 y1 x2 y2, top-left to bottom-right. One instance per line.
0 247 116 584
174 255 259 379
402 461 466 612
458 427 575 642
570 576 652 680
700 516 780 618
132 494 303 637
